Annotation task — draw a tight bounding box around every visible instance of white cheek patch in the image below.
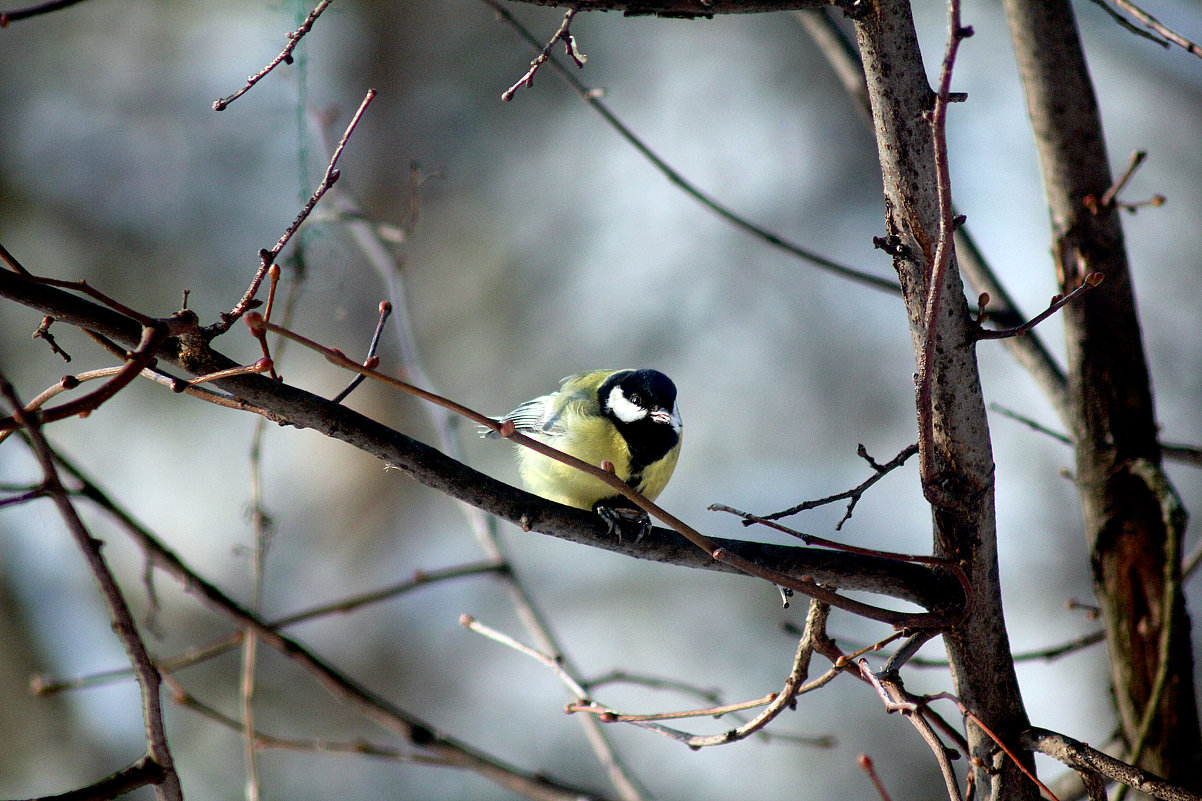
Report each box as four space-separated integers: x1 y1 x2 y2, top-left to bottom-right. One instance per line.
607 386 648 424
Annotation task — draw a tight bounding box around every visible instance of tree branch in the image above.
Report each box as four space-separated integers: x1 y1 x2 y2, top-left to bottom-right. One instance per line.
493 0 831 18
1002 0 1202 785
0 266 963 614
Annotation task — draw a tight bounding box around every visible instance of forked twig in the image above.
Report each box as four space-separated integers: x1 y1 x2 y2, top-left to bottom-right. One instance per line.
744 442 918 528
482 0 899 295
467 600 838 749
0 373 183 800
501 8 587 101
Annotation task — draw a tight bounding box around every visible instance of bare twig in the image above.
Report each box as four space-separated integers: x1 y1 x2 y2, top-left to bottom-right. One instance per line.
0 373 182 801
992 402 1202 471
708 503 971 623
1098 150 1148 208
502 8 587 101
0 361 269 448
482 0 899 294
858 753 895 801
5 754 170 801
162 672 458 766
34 555 507 697
212 0 335 110
215 88 377 333
1084 150 1166 214
741 442 918 528
470 599 838 749
977 272 1104 340
331 300 392 403
1104 0 1202 58
32 315 71 361
925 693 1062 801
0 323 166 433
857 661 963 801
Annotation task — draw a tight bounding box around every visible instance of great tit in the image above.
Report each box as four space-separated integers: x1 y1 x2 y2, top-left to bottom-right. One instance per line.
486 369 683 526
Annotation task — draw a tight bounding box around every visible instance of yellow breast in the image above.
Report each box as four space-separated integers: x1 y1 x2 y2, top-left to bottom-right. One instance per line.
516 416 681 510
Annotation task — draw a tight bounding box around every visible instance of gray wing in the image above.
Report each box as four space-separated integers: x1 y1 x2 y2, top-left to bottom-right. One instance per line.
480 392 562 439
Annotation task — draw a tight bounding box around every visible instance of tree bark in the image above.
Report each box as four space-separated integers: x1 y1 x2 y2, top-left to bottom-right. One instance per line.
1002 0 1202 790
852 1 1037 798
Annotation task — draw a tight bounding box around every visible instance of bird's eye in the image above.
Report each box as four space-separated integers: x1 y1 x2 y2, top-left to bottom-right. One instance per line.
628 392 643 407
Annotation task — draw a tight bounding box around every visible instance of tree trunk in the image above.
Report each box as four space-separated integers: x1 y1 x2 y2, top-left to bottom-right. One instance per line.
1002 0 1202 790
853 1 1037 798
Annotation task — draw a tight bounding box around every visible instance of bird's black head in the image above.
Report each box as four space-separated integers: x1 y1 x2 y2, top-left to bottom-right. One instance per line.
599 369 681 467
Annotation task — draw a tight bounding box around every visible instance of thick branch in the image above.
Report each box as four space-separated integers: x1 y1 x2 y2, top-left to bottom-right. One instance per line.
0 268 962 613
852 0 1035 797
1002 0 1202 786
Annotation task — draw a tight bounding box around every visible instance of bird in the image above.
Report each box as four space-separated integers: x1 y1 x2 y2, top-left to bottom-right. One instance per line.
485 369 683 534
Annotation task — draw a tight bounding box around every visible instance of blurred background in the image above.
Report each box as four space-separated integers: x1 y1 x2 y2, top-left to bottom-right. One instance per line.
0 0 1200 798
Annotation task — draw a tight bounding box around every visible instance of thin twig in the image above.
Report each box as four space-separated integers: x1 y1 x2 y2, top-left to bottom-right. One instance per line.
32 315 71 361
34 555 506 696
858 662 962 801
482 0 899 295
0 324 166 433
331 301 392 403
0 372 183 801
470 599 837 749
162 672 457 766
991 403 1202 471
1082 0 1173 46
0 360 270 447
216 88 376 333
502 8 587 101
938 698 1061 801
858 753 895 801
746 442 918 528
977 272 1104 339
212 0 335 110
1099 151 1148 208
708 503 972 623
1107 0 1202 58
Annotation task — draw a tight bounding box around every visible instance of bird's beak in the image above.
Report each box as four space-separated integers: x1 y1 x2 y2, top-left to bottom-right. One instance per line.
650 409 673 426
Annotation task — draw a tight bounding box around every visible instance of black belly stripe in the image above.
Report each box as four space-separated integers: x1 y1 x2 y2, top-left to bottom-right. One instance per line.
625 469 645 492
